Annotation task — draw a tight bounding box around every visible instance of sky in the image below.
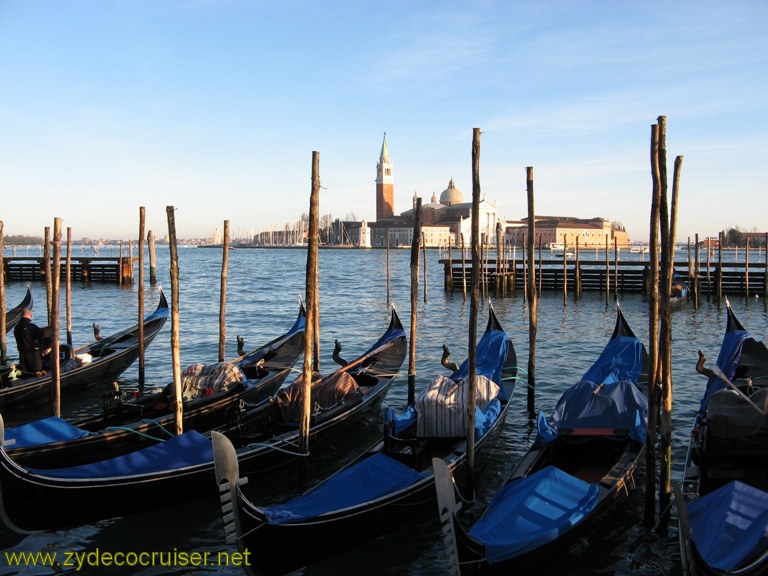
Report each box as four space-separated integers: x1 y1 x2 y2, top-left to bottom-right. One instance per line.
1 1 766 243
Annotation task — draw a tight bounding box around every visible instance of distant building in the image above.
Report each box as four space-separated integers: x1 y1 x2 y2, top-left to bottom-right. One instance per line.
376 134 395 221
505 216 630 249
367 134 500 248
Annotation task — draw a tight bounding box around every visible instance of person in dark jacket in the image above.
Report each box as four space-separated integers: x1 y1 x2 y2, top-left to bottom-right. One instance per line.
13 308 44 377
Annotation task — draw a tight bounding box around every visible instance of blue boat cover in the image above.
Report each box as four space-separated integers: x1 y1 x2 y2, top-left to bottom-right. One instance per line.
5 417 90 449
688 480 768 571
452 328 509 398
581 335 646 385
29 431 213 479
537 380 648 445
468 465 599 563
263 453 425 524
700 325 749 413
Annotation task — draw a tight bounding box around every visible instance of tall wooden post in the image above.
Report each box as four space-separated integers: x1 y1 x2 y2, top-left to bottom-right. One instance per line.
604 235 610 306
522 233 527 302
447 236 454 293
496 222 503 298
44 226 51 325
614 237 619 299
119 240 124 286
148 230 157 286
526 167 537 418
707 237 712 300
461 233 467 301
537 236 542 296
408 198 423 407
562 233 568 304
745 236 750 299
717 231 723 305
166 206 183 435
0 222 5 365
693 233 700 307
219 221 230 363
575 236 581 298
422 232 428 304
645 122 661 527
660 147 683 518
386 230 391 304
138 208 146 393
65 228 72 348
764 233 768 305
50 218 62 417
300 152 320 455
465 128 481 498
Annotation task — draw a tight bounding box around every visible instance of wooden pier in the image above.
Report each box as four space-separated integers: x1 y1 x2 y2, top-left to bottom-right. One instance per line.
2 256 135 285
442 257 768 299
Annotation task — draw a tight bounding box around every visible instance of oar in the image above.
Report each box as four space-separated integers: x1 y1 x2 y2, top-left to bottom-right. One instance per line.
709 363 766 414
433 458 461 576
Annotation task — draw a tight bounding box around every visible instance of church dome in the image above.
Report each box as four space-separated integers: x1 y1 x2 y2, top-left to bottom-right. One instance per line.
439 178 464 206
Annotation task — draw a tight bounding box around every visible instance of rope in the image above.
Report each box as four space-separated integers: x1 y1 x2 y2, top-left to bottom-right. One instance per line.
244 439 310 457
104 418 175 440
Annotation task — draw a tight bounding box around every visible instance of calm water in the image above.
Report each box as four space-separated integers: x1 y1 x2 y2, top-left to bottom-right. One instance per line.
1 246 767 575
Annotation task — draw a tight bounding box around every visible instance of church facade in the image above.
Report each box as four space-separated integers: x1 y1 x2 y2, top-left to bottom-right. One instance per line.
367 133 501 248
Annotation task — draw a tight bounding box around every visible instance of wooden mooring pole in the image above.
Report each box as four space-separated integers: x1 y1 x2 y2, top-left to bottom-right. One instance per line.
717 231 723 305
644 122 661 527
408 198 422 407
386 229 391 305
44 226 51 324
218 220 229 363
166 206 183 435
138 208 146 393
0 222 6 365
764 233 768 307
51 218 62 417
300 152 320 457
562 233 568 305
65 228 73 348
422 231 428 304
465 127 481 499
148 230 157 286
526 167 537 418
461 233 467 302
604 236 610 306
575 236 581 298
745 236 750 300
446 236 453 293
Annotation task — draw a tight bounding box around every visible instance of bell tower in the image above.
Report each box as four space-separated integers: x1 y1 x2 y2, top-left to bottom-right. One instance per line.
376 132 394 220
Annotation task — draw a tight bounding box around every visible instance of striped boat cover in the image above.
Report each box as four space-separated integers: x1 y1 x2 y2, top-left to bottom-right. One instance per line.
276 371 361 423
415 374 499 437
181 362 245 401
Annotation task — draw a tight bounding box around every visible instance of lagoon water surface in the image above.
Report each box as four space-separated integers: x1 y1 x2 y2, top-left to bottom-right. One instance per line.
2 246 766 575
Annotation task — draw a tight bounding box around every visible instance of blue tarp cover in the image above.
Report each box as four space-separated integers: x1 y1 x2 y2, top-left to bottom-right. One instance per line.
688 480 768 572
468 465 599 563
581 336 646 385
29 431 213 479
5 417 90 449
264 453 425 524
537 380 648 445
452 329 509 395
700 327 749 413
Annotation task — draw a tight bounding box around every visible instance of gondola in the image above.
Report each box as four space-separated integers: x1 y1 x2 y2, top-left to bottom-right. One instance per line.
435 305 648 572
0 306 405 532
3 286 33 334
2 302 306 469
0 291 170 412
676 302 768 576
213 304 517 575
670 270 689 308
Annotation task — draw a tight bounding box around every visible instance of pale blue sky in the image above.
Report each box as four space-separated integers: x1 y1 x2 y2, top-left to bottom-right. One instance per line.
1 1 766 242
